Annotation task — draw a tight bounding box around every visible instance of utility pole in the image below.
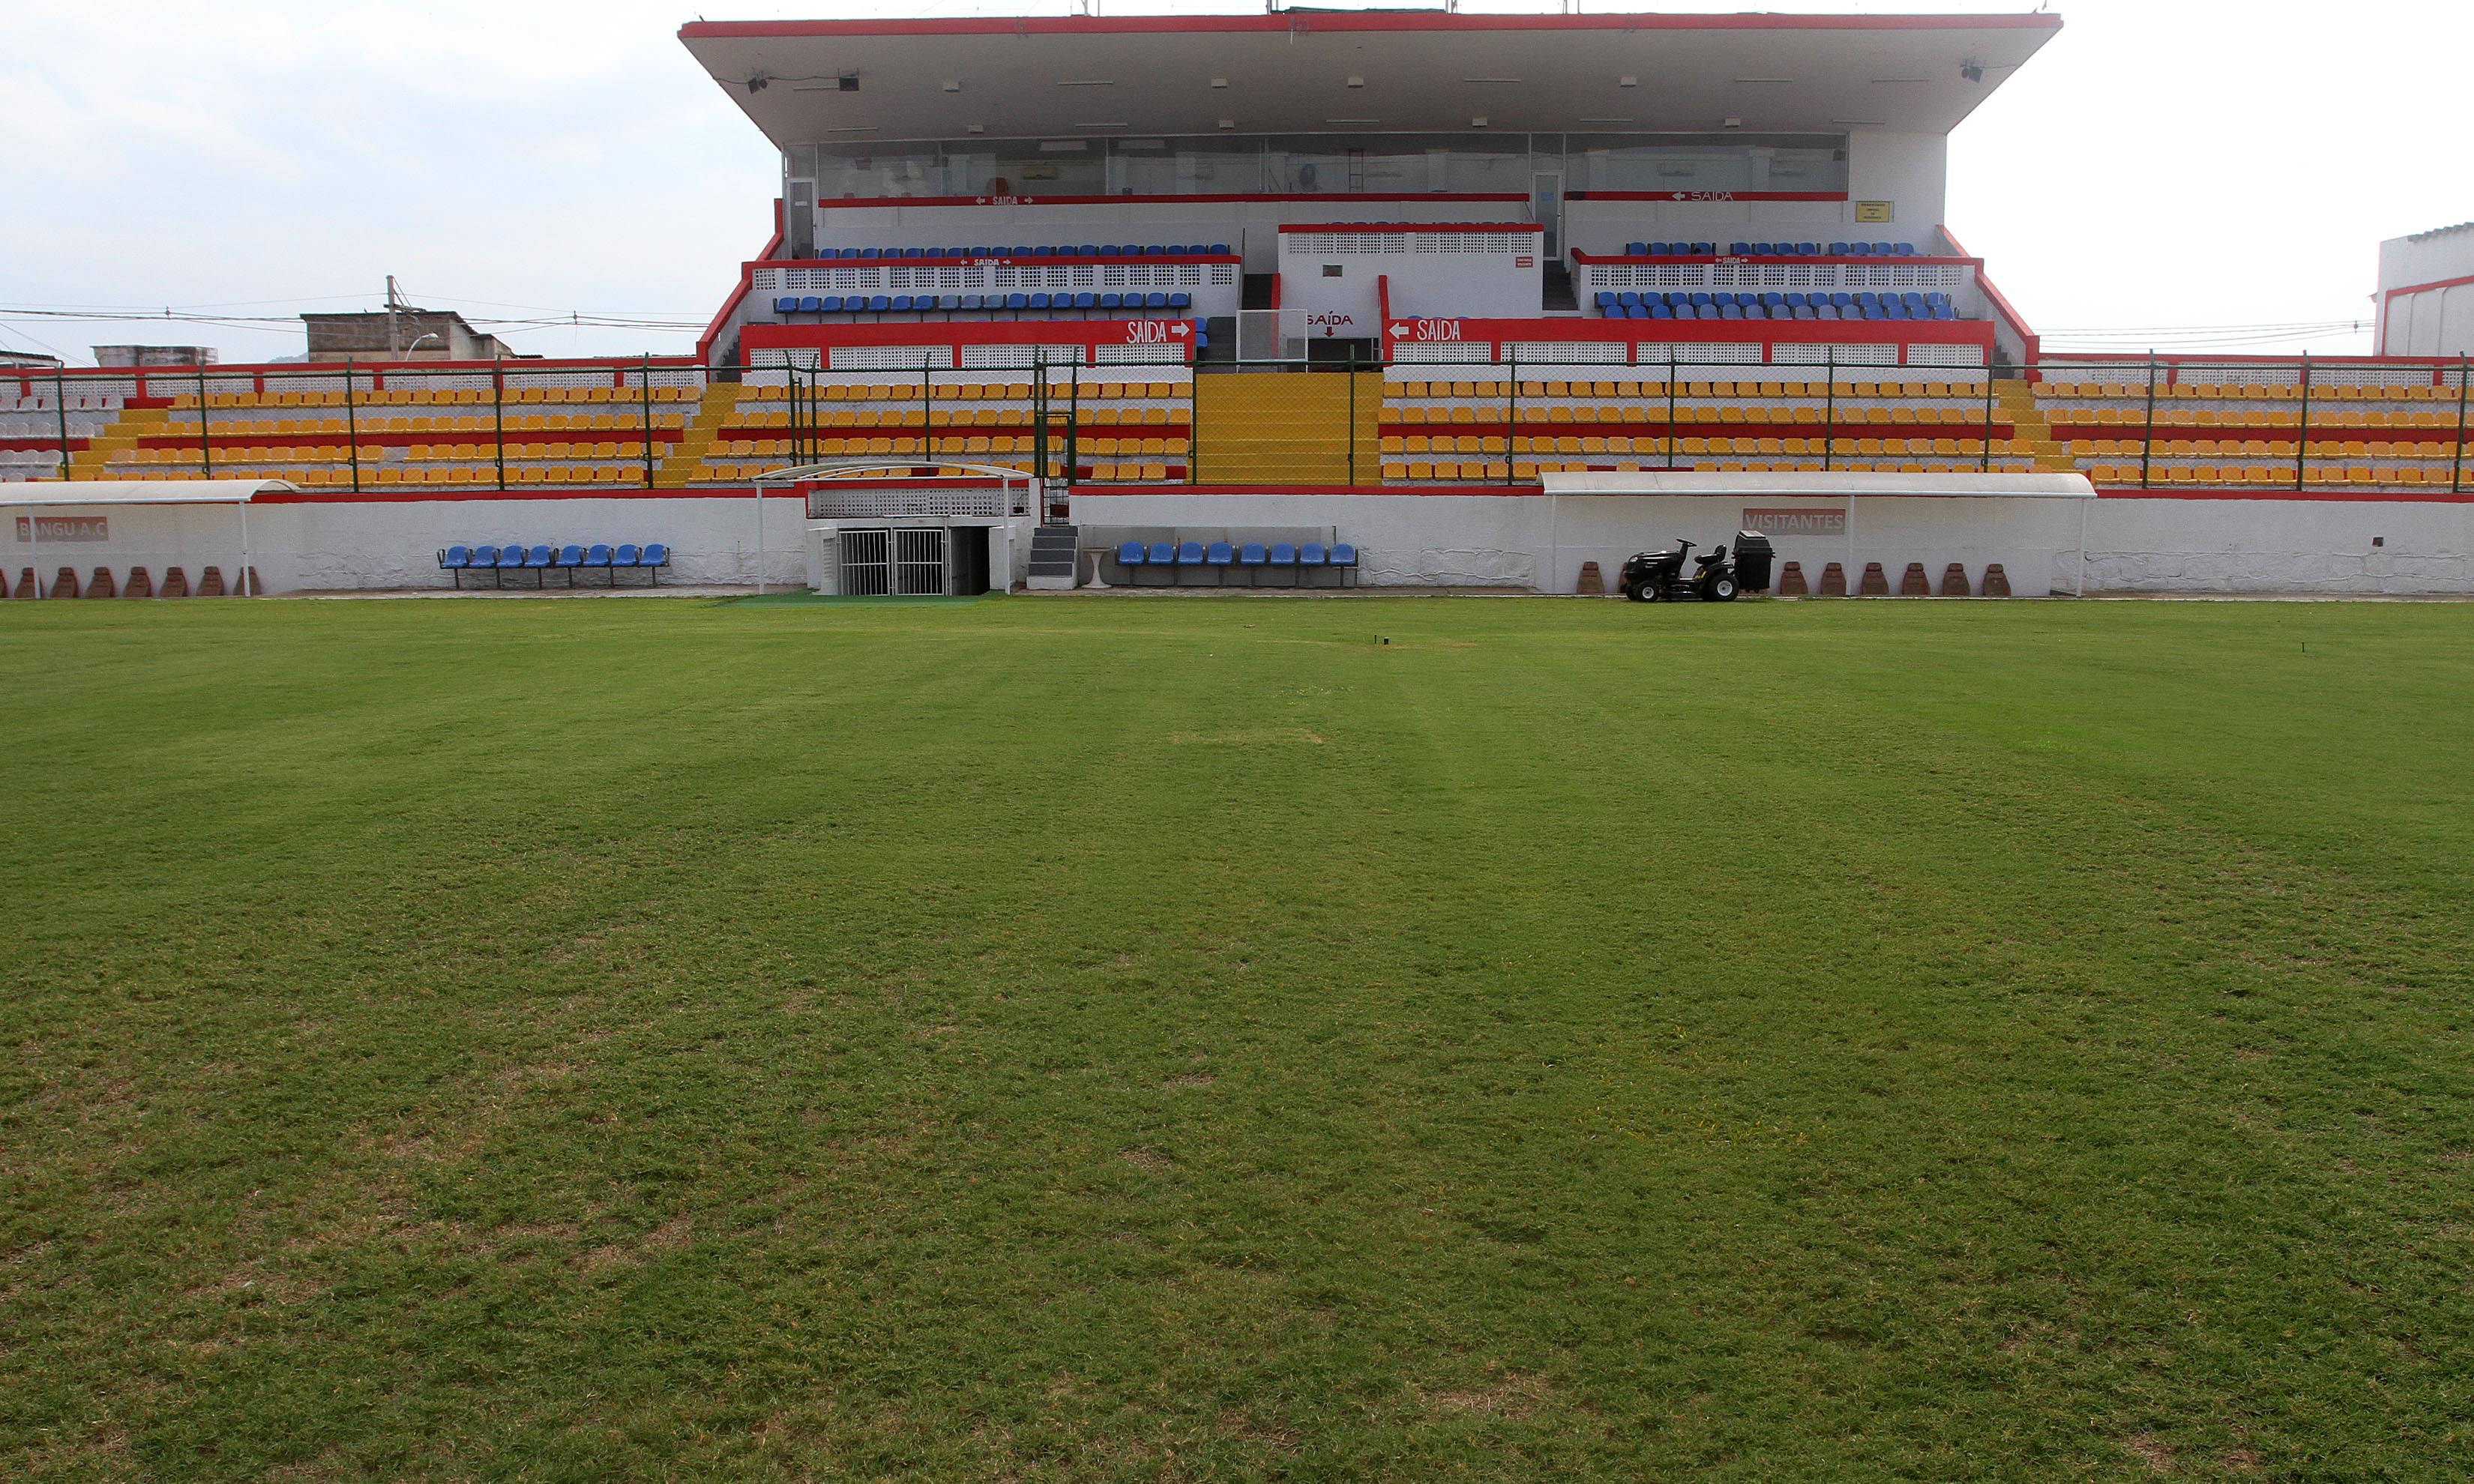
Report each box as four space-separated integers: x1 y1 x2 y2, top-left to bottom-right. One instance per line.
386 275 402 361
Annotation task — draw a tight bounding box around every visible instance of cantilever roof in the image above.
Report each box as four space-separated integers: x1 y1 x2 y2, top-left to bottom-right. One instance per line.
681 10 2062 147
4 479 296 507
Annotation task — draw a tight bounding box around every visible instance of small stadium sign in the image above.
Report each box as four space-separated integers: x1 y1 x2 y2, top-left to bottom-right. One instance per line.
1741 507 1847 536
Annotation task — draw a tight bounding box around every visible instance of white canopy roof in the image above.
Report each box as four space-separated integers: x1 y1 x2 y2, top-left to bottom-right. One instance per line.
4 479 297 508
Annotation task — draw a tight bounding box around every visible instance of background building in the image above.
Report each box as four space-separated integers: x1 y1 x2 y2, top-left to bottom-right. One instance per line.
2376 223 2474 358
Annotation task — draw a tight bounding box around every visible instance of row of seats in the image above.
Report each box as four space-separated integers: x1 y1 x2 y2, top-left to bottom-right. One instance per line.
1385 434 2025 457
1595 292 1959 322
2071 437 2470 456
735 380 1185 403
1387 378 1980 400
722 408 1189 431
113 465 643 487
773 292 1194 315
2045 408 2461 430
2085 464 2461 489
155 414 684 435
1385 458 2029 480
168 387 696 410
1388 407 2009 430
712 435 1188 457
1619 241 1920 258
2038 380 2461 402
114 440 659 462
439 543 670 587
1114 540 1358 585
10 565 248 599
810 243 1230 260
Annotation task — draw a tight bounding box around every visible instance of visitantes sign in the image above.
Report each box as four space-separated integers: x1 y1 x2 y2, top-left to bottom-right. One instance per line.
1741 507 1846 536
16 516 108 543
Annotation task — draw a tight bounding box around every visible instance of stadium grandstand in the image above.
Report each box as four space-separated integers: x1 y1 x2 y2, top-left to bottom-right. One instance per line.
7 6 2473 597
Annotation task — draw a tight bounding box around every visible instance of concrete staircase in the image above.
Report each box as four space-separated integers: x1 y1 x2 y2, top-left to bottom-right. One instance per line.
1996 379 2075 472
1027 524 1079 591
1191 371 1381 484
67 405 164 479
654 384 741 486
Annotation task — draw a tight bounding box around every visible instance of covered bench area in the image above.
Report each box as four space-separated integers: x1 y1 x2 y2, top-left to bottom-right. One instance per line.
6 477 291 598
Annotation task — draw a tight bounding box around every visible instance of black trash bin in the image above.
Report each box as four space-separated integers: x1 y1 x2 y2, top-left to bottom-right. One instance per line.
1733 529 1776 592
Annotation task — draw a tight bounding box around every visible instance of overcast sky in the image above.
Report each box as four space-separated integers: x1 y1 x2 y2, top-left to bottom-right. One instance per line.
4 0 2464 366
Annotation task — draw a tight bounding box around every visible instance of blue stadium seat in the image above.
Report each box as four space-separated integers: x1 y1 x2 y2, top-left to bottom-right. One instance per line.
1300 542 1328 569
792 295 819 314
1649 241 1673 255
612 543 639 573
1074 292 1097 310
888 295 911 312
1649 303 1674 319
467 544 499 580
495 546 528 582
1894 242 1917 256
1142 541 1170 568
1118 540 1146 567
1078 244 1100 256
1872 242 1896 256
1595 291 1616 310
1752 241 1775 256
1167 292 1191 310
1330 543 1358 582
1626 241 1649 256
639 544 669 584
1176 540 1206 567
1100 244 1123 256
1828 241 1850 256
858 247 880 259
1142 292 1165 310
1268 542 1297 579
1238 542 1266 574
1814 304 1838 320
1846 242 1871 257
553 544 585 584
773 296 798 314
1006 293 1029 311
438 545 472 587
1098 292 1122 310
1793 305 1817 320
1690 292 1712 309
867 295 891 313
941 294 964 311
1209 244 1230 255
583 543 612 582
958 294 983 310
1730 241 1750 256
1719 304 1742 320
1206 540 1233 567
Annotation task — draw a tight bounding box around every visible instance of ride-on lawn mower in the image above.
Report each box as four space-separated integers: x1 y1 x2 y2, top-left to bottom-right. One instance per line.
1620 529 1775 603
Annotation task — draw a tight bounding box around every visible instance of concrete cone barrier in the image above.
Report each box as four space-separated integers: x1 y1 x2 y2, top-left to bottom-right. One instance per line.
10 567 34 599
1575 560 1605 597
1778 561 1808 596
1817 561 1847 596
1858 561 1890 596
124 567 153 598
52 567 80 600
86 567 117 599
197 567 226 597
1900 562 1931 596
160 567 190 598
1982 564 2012 597
1940 563 1970 596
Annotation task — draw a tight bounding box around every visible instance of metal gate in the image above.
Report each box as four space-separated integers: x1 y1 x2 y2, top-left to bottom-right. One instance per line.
895 528 948 594
840 528 891 595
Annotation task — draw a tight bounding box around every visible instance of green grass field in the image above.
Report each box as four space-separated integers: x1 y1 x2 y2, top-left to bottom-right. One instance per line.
4 594 2473 1481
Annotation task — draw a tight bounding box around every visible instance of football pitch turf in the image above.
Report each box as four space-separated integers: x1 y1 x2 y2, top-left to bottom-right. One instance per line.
3 594 2470 1480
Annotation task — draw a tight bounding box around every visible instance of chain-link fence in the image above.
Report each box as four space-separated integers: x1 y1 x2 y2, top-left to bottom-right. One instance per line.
2026 353 2474 494
9 349 2471 498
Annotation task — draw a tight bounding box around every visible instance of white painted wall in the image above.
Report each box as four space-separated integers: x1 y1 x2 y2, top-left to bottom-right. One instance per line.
16 485 2470 600
2377 225 2474 356
816 197 1531 274
1843 131 1948 244
1278 229 1544 334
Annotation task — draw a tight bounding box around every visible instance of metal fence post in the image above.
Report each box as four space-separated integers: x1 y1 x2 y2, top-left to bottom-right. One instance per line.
1505 348 1518 483
639 354 656 487
344 358 361 494
197 361 214 477
1347 352 1358 486
2455 353 2469 495
2295 352 2311 491
1822 350 1835 473
921 355 936 474
2140 352 2157 490
1065 362 1080 492
1980 356 1998 473
493 357 506 491
1664 354 1679 469
53 366 70 482
1187 361 1197 486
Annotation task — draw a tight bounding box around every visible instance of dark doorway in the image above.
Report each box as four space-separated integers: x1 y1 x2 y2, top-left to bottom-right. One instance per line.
951 525 991 595
1309 337 1374 367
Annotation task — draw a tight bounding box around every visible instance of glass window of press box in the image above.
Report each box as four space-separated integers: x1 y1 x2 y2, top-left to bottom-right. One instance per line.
807 136 1845 199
